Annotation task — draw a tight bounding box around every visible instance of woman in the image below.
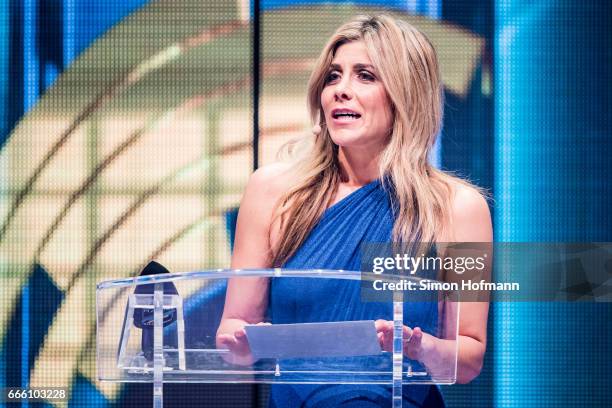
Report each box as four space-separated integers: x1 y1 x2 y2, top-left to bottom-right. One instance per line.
217 14 491 407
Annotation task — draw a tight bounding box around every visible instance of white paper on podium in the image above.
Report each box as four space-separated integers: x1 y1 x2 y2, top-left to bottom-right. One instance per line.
244 320 382 359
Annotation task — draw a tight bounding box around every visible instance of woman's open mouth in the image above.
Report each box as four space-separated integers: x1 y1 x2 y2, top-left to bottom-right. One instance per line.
332 109 362 122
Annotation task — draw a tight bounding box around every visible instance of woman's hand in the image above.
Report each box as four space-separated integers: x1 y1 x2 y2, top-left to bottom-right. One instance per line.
216 322 271 366
375 319 429 361
375 319 460 381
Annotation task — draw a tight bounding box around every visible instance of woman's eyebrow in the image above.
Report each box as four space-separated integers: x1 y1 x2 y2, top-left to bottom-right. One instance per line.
354 63 376 71
329 63 377 71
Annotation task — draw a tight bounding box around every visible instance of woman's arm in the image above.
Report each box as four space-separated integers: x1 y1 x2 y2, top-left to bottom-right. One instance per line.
425 184 492 383
376 185 491 383
216 164 289 364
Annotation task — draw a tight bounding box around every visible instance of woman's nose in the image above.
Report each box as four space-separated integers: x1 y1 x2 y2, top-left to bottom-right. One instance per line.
334 78 353 100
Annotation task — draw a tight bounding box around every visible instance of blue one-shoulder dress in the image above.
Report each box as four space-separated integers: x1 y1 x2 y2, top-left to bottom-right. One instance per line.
268 180 445 407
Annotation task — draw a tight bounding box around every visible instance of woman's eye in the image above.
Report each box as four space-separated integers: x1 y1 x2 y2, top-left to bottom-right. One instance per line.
358 71 375 81
325 72 340 84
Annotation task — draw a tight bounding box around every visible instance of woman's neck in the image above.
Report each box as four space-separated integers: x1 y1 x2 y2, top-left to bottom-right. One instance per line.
337 147 381 186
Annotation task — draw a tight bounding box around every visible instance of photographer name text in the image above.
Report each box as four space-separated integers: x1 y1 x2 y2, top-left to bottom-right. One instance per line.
371 279 520 292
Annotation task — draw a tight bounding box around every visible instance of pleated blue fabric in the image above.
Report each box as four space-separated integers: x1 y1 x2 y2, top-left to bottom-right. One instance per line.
268 179 445 407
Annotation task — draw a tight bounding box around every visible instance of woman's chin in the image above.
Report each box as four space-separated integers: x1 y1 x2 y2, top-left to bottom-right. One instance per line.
330 137 386 154
329 133 365 148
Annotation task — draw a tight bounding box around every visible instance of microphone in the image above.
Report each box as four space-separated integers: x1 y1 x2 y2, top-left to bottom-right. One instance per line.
132 261 178 361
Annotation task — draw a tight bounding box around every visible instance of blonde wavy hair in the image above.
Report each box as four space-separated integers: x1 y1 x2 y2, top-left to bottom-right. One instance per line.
271 14 477 266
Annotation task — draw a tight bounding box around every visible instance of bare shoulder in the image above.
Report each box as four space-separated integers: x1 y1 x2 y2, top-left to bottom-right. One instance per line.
232 162 295 268
238 161 295 230
450 182 489 217
247 161 294 200
446 181 492 242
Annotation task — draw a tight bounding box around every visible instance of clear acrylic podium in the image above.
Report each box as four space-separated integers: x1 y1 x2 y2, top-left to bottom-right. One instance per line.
97 269 459 408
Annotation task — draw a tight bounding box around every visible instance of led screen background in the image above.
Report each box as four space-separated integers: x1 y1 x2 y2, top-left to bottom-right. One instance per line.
0 0 610 407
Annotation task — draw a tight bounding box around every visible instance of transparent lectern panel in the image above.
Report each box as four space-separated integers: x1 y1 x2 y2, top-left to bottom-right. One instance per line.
97 270 458 384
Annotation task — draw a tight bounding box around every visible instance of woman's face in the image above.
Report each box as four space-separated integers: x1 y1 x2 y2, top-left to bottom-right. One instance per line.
321 40 393 153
